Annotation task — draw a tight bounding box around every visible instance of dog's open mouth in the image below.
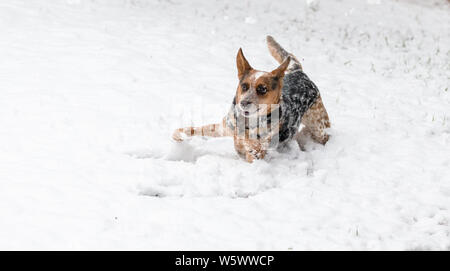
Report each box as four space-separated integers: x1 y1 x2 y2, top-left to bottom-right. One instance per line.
238 105 259 117
242 109 259 118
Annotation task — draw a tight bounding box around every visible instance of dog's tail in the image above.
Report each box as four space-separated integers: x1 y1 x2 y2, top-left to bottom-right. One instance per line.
266 35 302 71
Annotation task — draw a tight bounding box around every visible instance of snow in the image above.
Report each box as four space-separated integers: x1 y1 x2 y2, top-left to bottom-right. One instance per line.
0 0 449 250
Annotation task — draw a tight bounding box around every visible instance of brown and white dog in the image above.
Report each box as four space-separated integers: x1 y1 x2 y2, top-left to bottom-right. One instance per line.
172 36 330 163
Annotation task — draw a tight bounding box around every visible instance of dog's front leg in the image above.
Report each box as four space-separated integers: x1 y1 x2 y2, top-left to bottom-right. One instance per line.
172 118 232 141
233 136 267 163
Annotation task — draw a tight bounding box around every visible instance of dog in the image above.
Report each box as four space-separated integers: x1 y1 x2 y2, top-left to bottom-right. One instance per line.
172 36 330 163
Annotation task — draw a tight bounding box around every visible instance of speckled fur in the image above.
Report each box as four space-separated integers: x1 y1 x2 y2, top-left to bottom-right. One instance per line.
266 35 330 150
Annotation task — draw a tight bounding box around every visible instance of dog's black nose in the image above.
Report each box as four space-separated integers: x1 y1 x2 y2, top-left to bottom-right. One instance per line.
240 101 251 107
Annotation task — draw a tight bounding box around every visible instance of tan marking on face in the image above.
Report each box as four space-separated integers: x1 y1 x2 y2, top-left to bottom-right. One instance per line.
235 70 284 116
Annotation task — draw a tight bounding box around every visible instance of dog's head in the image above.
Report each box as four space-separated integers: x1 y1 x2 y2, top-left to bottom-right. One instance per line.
234 48 290 117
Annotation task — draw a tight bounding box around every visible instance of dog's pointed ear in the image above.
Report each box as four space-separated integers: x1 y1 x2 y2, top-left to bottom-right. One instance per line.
236 48 253 79
271 56 290 78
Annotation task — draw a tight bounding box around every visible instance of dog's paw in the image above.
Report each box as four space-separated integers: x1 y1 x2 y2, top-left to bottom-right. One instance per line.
245 152 255 163
172 129 187 142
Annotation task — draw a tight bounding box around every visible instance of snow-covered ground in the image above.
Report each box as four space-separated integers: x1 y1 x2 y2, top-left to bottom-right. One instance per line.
0 0 449 250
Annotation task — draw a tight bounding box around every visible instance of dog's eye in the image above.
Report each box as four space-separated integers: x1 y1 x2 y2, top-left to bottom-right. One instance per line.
256 85 267 95
241 83 249 91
